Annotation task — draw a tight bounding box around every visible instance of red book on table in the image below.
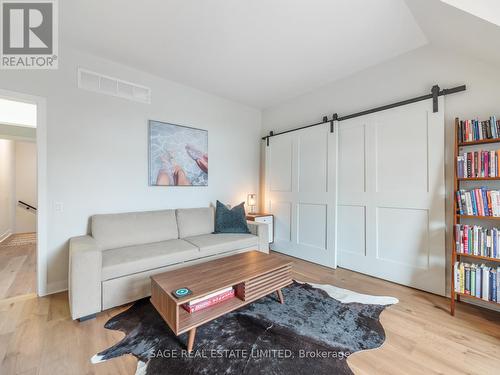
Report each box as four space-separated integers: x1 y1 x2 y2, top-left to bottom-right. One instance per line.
182 289 235 313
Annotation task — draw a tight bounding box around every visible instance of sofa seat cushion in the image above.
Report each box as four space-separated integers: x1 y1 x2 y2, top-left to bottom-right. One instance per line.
184 233 258 256
101 239 199 280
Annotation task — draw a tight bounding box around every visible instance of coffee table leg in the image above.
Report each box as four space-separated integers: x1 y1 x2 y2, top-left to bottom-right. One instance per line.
276 289 284 304
187 327 196 352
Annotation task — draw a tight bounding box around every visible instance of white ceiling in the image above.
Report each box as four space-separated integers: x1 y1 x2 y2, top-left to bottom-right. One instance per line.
406 0 500 67
440 0 500 27
62 0 500 109
62 0 427 109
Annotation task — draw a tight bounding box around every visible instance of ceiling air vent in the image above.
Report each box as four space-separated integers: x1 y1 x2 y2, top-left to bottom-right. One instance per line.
77 68 151 104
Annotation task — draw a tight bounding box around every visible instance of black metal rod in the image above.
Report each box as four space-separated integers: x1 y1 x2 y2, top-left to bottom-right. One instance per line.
263 119 328 139
262 84 466 141
18 200 37 211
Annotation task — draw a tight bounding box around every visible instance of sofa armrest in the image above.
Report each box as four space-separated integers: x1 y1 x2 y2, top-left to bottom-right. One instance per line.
68 235 102 320
247 221 269 253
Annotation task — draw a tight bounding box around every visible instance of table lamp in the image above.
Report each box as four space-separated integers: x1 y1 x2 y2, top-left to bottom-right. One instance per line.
247 194 257 214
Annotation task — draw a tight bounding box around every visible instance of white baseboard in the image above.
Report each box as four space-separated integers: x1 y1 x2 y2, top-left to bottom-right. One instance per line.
46 279 68 295
0 229 12 243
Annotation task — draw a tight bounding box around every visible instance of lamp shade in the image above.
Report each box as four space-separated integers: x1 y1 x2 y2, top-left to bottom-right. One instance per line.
247 194 257 206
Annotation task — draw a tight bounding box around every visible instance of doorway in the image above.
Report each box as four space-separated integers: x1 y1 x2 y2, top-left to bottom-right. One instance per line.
0 90 46 298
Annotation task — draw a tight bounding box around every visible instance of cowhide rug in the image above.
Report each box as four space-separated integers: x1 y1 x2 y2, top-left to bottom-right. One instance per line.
92 282 398 375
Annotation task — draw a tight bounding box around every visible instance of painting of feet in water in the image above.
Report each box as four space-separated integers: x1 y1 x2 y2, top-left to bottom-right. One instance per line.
149 120 208 186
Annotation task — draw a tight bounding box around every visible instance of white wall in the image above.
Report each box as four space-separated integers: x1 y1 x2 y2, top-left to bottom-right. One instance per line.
15 141 37 233
0 139 15 241
262 45 500 295
0 47 262 292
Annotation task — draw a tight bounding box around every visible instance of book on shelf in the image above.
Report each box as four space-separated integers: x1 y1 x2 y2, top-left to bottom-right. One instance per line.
455 188 500 217
454 262 499 303
182 287 235 313
458 116 499 143
457 149 500 178
454 224 500 258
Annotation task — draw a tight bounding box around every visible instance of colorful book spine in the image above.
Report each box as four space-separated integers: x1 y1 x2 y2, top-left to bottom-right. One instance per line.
482 266 490 301
490 269 497 302
455 188 500 217
476 268 482 298
455 224 500 259
455 262 500 303
182 289 235 313
464 265 471 294
459 117 500 143
457 149 500 178
471 266 476 296
460 263 465 294
497 268 500 302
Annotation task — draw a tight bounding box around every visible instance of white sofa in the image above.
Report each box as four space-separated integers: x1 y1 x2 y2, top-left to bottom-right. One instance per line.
68 207 269 320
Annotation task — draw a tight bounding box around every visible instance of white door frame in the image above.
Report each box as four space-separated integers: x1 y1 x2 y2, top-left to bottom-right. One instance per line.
0 88 48 296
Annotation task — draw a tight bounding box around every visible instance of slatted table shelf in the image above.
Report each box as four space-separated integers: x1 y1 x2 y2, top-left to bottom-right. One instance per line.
150 251 293 351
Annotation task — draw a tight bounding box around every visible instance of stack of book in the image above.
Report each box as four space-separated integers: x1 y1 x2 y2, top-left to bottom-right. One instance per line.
454 262 499 302
454 224 500 258
455 188 500 216
457 150 500 178
182 286 235 313
458 116 499 143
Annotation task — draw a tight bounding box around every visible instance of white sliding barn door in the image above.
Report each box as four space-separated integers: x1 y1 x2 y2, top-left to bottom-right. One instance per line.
338 98 445 295
264 123 337 268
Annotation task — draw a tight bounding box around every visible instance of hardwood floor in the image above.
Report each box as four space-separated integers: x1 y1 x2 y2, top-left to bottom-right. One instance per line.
0 233 36 299
287 254 500 375
0 251 498 375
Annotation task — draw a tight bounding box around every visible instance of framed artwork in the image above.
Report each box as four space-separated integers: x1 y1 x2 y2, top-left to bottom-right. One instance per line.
148 120 208 186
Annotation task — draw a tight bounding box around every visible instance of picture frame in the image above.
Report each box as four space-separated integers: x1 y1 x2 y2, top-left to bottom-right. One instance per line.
148 120 208 186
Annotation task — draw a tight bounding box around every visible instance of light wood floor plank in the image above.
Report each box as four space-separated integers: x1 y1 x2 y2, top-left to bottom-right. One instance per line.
0 257 27 299
273 252 500 375
0 234 36 300
0 251 498 375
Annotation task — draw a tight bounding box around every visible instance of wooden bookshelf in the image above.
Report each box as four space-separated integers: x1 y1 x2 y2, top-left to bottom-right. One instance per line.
456 292 500 306
457 253 500 262
456 214 500 220
458 138 500 147
458 177 500 181
451 117 500 315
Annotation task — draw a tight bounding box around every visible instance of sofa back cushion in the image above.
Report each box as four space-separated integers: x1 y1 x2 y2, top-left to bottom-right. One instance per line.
91 209 178 250
176 207 214 238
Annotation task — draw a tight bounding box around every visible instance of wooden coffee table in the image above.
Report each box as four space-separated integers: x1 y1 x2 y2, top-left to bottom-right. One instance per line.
150 251 293 352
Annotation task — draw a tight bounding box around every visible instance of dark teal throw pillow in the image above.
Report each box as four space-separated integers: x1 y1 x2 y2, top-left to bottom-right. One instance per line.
214 200 250 234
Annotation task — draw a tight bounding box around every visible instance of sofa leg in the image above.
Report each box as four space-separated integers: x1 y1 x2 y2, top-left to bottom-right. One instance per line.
78 313 97 322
